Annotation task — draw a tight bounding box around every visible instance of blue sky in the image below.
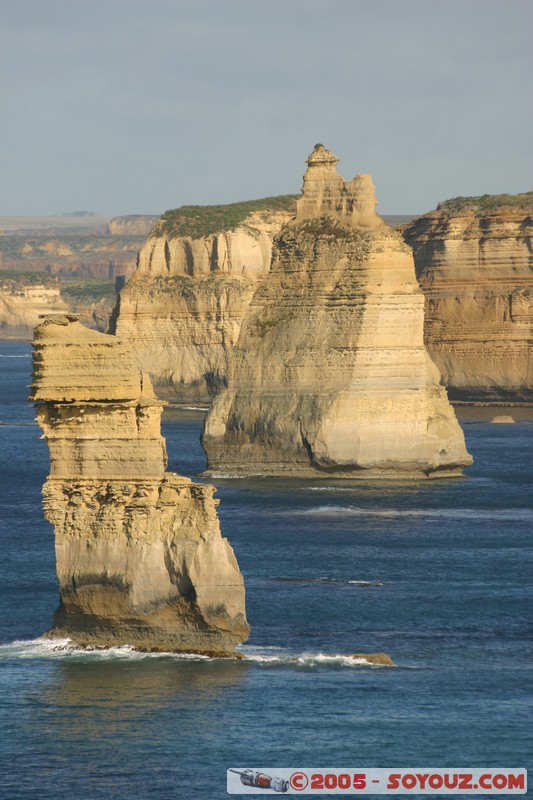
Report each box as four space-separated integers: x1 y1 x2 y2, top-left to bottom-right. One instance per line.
1 0 531 215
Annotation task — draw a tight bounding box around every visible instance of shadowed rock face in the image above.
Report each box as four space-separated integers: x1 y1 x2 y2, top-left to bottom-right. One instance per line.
31 315 249 653
202 146 472 478
402 203 533 402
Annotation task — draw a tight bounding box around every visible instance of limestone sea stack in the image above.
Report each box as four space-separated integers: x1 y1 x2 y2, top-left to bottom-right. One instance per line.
31 315 249 653
203 145 472 478
402 194 533 403
112 197 295 402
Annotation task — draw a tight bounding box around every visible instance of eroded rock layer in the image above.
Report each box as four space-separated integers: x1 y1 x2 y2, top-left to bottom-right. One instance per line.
203 146 472 478
113 200 295 401
0 278 67 339
402 197 533 402
31 315 249 653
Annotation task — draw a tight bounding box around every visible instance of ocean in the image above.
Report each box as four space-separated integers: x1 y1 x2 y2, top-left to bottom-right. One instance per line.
0 340 531 799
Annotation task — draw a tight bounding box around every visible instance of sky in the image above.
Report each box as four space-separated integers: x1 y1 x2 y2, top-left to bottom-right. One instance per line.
1 0 531 216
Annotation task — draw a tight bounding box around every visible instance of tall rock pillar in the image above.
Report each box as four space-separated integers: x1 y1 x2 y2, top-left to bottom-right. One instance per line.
203 145 472 478
31 314 249 653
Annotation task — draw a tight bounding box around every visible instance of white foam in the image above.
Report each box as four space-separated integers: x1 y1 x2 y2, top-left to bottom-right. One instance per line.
208 473 248 479
0 637 211 661
0 639 392 668
238 647 391 669
180 406 208 412
292 505 533 521
0 354 31 358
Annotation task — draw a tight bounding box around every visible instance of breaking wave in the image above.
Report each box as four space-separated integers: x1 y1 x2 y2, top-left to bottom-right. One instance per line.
0 639 393 669
0 354 31 358
292 506 533 521
0 638 211 662
239 647 393 668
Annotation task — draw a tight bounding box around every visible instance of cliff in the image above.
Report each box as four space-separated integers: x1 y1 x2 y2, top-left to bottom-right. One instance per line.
113 197 295 401
402 194 533 402
0 213 155 279
0 274 67 338
107 215 159 236
0 273 119 338
31 315 249 653
203 145 472 478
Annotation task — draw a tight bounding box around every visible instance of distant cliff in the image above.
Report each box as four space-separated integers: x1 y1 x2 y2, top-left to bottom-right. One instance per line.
402 193 533 403
0 274 67 339
113 197 296 401
0 272 119 338
107 215 159 236
0 214 158 279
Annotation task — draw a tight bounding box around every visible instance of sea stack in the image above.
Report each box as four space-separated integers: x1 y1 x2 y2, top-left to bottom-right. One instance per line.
31 315 249 653
203 145 472 478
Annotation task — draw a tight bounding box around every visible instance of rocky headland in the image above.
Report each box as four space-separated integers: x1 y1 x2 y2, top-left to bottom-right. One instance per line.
31 315 249 653
402 193 533 403
202 145 472 478
112 197 296 401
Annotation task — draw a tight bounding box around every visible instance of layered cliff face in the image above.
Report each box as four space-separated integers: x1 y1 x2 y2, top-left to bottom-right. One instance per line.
203 145 472 478
0 276 67 338
0 273 119 338
107 215 159 236
31 315 249 653
113 198 295 401
402 195 533 402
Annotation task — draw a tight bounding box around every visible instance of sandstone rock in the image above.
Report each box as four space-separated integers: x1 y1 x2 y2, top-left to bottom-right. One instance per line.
351 653 395 666
203 146 472 478
107 215 159 236
31 315 249 653
490 415 515 424
113 199 295 401
0 278 68 339
402 196 533 403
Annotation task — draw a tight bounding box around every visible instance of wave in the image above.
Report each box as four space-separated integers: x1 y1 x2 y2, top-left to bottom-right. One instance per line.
0 354 31 358
0 638 393 669
208 473 248 479
292 506 533 521
180 406 208 412
239 648 393 668
272 577 383 587
0 638 211 662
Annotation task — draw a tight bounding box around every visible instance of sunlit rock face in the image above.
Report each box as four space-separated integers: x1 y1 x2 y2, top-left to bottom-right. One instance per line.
31 315 249 653
203 146 472 478
402 199 533 402
0 280 68 339
113 202 294 402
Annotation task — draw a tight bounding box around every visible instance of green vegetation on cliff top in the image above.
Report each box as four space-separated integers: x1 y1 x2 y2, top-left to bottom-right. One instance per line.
437 191 533 214
157 195 298 239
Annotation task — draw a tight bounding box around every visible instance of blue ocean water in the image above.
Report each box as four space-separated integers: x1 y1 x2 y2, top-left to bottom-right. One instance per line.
0 340 531 799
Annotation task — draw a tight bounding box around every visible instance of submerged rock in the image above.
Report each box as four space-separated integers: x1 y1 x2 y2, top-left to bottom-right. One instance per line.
31 315 249 654
203 145 472 478
351 652 395 666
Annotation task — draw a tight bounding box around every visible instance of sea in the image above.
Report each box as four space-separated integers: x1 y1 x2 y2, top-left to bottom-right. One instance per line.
0 340 531 799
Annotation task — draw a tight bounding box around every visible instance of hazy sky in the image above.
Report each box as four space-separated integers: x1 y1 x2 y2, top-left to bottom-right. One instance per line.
1 0 531 215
